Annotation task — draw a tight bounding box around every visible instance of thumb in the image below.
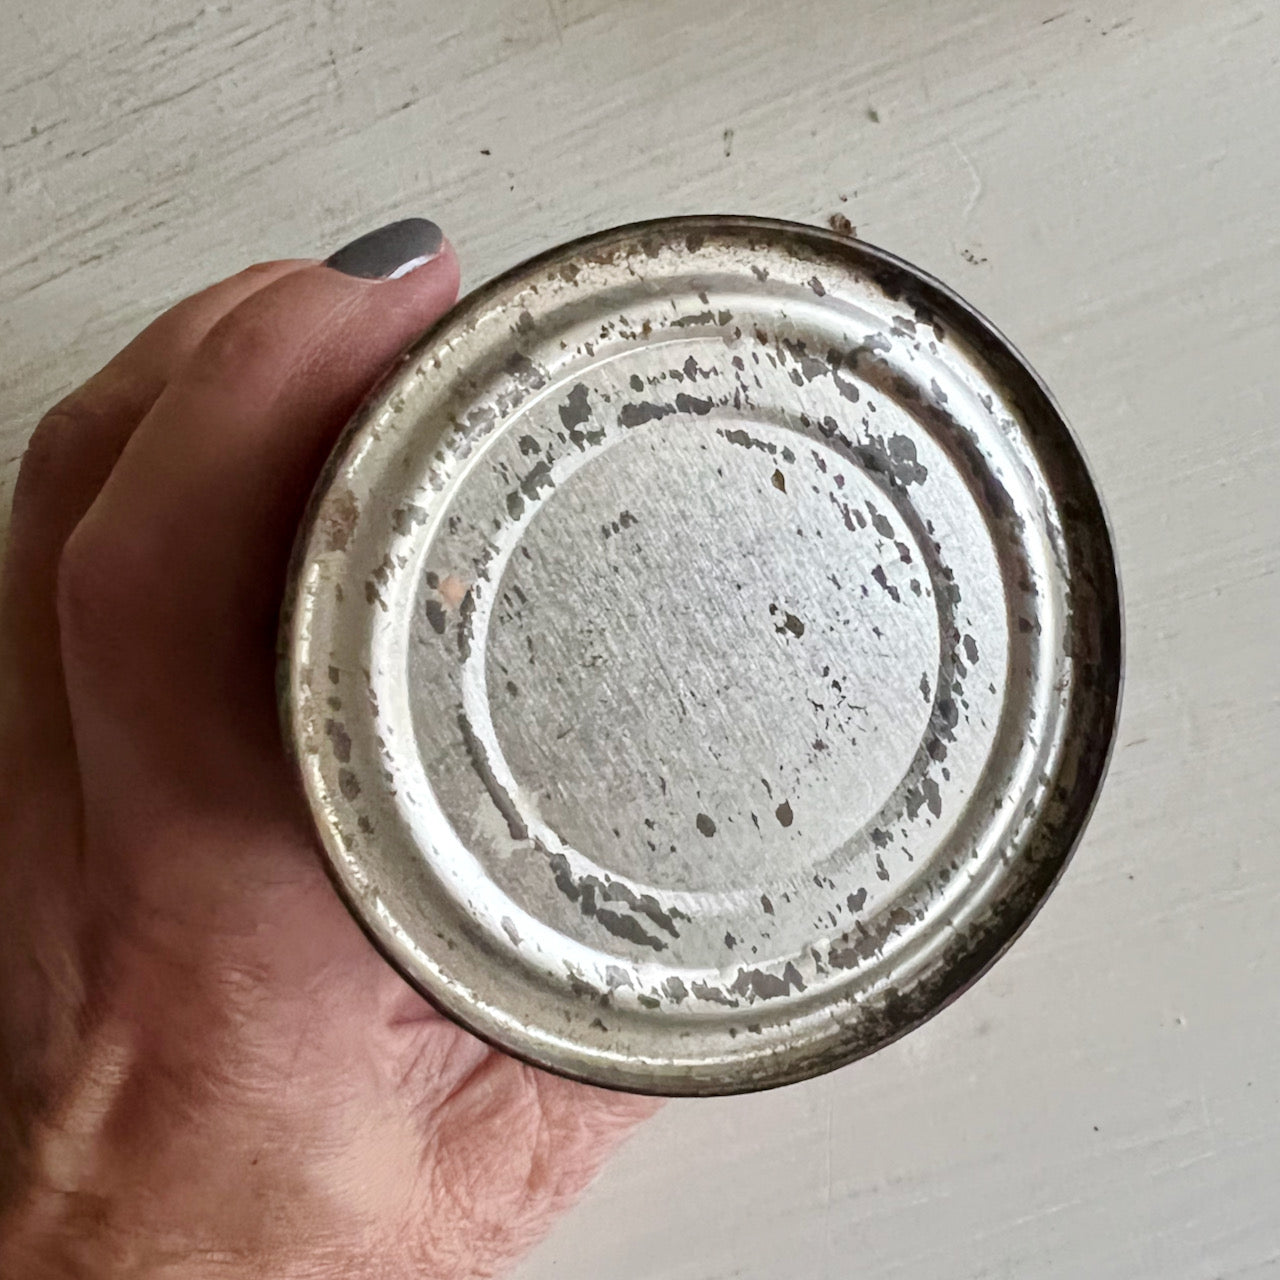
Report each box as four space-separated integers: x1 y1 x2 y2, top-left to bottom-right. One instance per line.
59 219 460 827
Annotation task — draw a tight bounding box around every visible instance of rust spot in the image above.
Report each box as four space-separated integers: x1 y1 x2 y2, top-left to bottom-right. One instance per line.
674 392 714 416
438 575 468 608
391 503 428 536
730 962 805 1000
771 609 804 638
322 486 359 552
324 718 352 764
619 400 674 427
424 599 447 635
692 981 738 1007
664 976 689 1002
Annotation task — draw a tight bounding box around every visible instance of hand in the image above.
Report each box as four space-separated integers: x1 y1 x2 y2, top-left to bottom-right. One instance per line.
0 220 658 1279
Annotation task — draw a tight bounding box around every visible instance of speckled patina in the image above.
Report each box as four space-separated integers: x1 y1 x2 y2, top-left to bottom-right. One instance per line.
279 216 1122 1095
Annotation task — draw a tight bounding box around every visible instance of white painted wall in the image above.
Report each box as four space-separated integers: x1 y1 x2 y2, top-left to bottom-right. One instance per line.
2 1 1277 1275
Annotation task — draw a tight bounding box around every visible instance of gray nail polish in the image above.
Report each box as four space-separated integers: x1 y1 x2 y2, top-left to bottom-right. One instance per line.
324 218 444 279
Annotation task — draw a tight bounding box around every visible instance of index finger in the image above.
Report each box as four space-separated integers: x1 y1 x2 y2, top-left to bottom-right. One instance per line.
1 260 312 758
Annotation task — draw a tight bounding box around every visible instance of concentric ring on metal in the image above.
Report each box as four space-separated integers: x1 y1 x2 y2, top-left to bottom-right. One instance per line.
281 217 1122 1095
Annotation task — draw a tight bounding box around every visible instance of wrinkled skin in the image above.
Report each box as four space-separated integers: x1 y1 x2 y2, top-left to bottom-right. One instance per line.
0 246 657 1278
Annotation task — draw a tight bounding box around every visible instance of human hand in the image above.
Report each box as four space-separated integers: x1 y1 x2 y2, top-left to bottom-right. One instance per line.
0 219 658 1279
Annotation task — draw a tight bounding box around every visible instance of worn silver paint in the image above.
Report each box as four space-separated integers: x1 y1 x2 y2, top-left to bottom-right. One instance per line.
280 216 1121 1096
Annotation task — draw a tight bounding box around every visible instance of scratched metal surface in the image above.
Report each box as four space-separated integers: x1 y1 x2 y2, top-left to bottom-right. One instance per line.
282 218 1120 1093
2 0 1278 1272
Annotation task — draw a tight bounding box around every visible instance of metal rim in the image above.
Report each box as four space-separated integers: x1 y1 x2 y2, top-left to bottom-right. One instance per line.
280 216 1123 1095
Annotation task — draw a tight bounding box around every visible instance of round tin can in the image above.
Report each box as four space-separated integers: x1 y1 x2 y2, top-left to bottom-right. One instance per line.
281 217 1122 1095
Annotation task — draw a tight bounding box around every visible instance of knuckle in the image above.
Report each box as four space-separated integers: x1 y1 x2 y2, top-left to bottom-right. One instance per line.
185 302 285 391
15 371 147 520
14 406 90 510
235 258 293 281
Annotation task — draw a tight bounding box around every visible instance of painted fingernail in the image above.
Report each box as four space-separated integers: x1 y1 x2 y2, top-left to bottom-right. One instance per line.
324 218 444 279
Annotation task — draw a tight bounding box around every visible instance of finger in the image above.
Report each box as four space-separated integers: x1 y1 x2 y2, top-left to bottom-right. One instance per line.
59 220 460 836
0 259 311 752
8 259 312 600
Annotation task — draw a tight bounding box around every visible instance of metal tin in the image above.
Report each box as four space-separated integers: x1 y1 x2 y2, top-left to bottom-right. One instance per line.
281 217 1121 1095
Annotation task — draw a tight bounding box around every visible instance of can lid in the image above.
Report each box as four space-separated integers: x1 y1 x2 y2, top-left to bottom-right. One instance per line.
282 217 1121 1095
